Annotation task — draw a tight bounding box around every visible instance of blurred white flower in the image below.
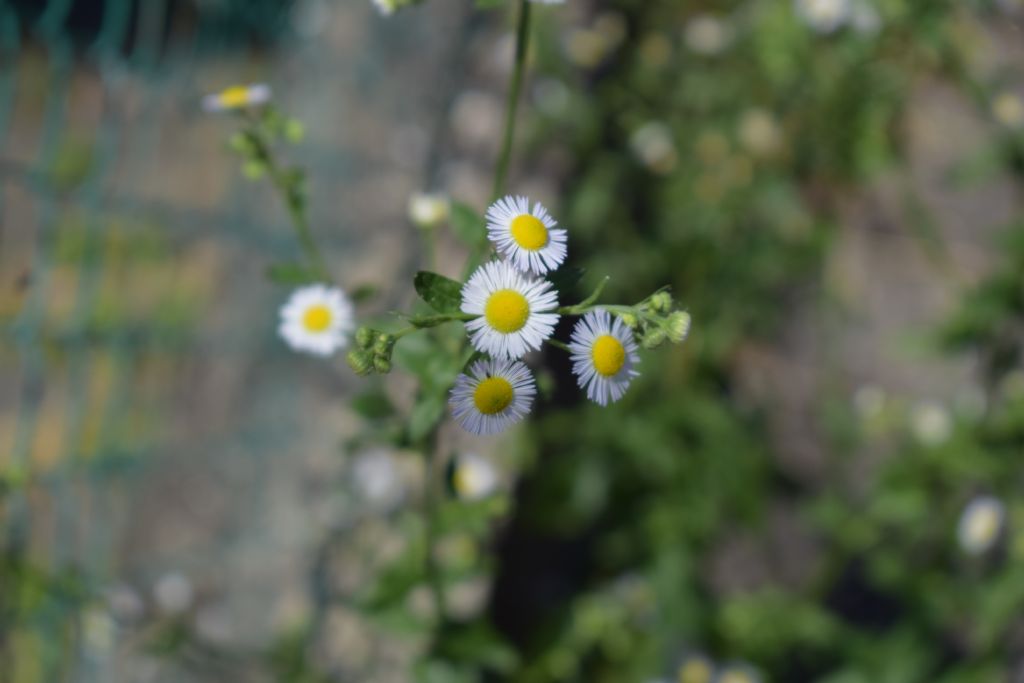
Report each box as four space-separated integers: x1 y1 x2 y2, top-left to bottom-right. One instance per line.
372 0 399 15
408 192 450 229
105 584 145 623
352 450 405 510
448 453 500 501
201 84 271 113
738 108 783 159
957 495 1005 555
910 400 952 446
82 607 117 654
993 92 1024 130
794 0 851 34
677 653 715 683
684 15 733 56
630 121 678 174
716 663 763 683
154 571 194 615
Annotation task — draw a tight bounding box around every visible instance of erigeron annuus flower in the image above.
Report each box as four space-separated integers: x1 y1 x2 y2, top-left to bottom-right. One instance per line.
677 654 715 683
449 358 536 435
462 261 559 359
486 196 567 276
202 84 271 113
794 0 850 34
446 453 500 500
569 309 640 405
408 191 450 229
279 284 355 357
957 495 1005 556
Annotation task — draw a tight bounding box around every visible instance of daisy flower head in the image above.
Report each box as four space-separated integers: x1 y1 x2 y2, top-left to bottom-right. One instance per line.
449 358 536 435
794 0 850 34
462 261 559 359
486 196 567 276
278 284 355 357
957 495 1005 556
446 453 500 501
202 84 271 113
677 653 715 683
569 309 640 406
715 664 762 683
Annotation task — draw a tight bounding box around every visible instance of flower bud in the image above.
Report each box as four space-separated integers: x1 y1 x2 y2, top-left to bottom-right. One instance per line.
347 350 374 376
373 356 392 374
617 312 639 329
355 327 375 349
642 328 667 349
373 333 394 355
650 291 672 313
667 311 691 343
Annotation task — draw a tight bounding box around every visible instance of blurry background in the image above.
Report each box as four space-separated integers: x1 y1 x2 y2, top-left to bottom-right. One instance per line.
3 0 1024 681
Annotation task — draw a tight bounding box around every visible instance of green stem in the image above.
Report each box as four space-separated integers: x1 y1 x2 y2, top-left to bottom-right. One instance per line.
491 0 532 200
546 338 571 352
423 432 448 620
557 303 634 316
403 312 477 330
244 121 329 281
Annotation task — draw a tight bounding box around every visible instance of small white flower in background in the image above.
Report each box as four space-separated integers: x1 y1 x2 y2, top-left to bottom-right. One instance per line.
450 358 536 435
371 0 399 15
993 92 1024 130
738 108 783 159
154 571 194 615
486 196 567 276
794 0 851 34
684 15 733 56
105 584 145 623
447 453 500 501
82 607 117 654
958 495 1006 555
462 261 559 360
279 284 355 357
910 400 952 446
677 653 715 683
201 84 271 113
569 309 641 406
716 663 763 683
630 121 678 175
351 450 405 510
408 192 450 229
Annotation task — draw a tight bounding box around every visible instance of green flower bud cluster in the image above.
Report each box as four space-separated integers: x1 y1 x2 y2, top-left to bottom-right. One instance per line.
227 107 305 183
347 327 396 376
616 291 691 350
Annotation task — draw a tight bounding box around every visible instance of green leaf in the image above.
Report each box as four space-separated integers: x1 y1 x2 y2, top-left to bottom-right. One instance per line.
351 390 395 420
449 202 487 248
414 271 464 313
266 262 320 285
409 394 447 442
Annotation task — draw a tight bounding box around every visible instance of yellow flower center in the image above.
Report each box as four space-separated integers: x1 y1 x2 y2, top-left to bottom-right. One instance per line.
678 659 713 683
485 289 530 333
302 304 333 332
218 86 252 108
473 377 514 415
592 335 626 377
510 214 549 251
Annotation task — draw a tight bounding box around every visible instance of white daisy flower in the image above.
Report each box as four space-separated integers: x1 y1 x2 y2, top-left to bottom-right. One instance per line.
910 400 952 446
486 196 567 276
351 449 405 510
447 453 500 501
462 261 559 359
278 284 355 357
677 654 715 683
201 83 271 113
569 309 640 405
957 495 1005 556
794 0 850 34
449 358 536 435
408 191 450 229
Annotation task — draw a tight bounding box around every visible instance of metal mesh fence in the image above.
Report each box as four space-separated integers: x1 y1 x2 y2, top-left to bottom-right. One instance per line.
0 1 482 679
